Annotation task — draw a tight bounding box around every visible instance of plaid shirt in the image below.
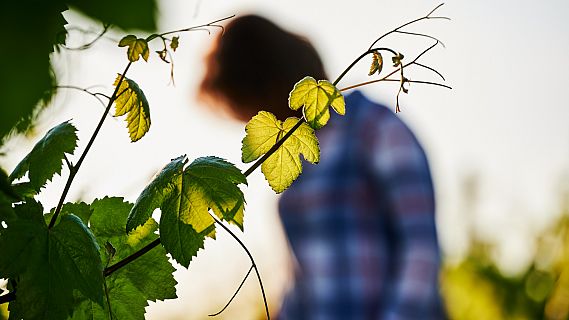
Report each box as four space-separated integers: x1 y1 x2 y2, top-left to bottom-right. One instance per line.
278 91 444 320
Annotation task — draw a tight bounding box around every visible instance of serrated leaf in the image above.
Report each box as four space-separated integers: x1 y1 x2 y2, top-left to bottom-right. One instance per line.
128 156 247 267
159 197 211 268
0 211 104 320
164 156 246 267
170 36 179 51
289 76 345 129
118 35 149 62
182 157 247 230
242 111 319 193
70 197 177 320
368 50 384 76
127 155 186 233
9 121 78 192
45 201 93 226
113 75 151 142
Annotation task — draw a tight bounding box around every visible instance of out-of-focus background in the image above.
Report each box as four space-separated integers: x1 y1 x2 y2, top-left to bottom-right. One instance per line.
1 0 569 319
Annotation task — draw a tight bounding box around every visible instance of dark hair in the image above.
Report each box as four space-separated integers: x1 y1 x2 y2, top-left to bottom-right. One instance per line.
199 15 327 122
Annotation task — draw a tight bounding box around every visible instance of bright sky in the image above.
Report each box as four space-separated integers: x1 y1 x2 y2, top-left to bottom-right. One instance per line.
2 0 569 318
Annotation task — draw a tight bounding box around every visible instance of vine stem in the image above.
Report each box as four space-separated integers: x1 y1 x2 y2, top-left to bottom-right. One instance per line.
153 15 235 39
209 265 254 317
104 238 161 276
55 85 110 107
340 78 452 92
82 5 451 318
210 215 270 320
99 10 450 309
367 3 449 50
48 62 132 229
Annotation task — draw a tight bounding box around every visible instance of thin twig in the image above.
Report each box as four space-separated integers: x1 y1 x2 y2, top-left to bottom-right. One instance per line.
55 85 110 108
157 15 234 38
63 24 111 50
414 40 440 63
210 215 270 320
209 265 254 317
103 280 114 320
394 30 446 48
368 3 449 50
48 62 132 229
413 62 446 81
339 78 451 92
63 154 73 171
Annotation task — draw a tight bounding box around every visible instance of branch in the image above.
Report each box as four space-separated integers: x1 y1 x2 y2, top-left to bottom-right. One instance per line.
48 62 133 229
209 265 254 317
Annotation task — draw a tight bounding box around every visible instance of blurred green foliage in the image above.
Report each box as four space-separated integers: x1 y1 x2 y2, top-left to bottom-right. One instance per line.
442 203 569 320
0 0 157 142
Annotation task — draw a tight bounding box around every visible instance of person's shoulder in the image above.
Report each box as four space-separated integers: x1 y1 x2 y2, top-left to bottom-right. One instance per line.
344 90 395 124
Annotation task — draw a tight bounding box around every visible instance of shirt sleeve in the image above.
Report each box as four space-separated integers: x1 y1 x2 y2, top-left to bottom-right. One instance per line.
365 112 444 320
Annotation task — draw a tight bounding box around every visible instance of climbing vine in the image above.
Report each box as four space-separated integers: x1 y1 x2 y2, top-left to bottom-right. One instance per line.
0 4 450 319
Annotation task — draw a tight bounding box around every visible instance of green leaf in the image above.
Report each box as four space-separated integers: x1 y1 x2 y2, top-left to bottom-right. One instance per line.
129 156 247 267
0 1 68 141
44 201 93 226
368 50 384 76
67 0 157 32
127 155 187 233
170 36 179 51
9 121 78 191
0 212 104 320
183 157 247 230
242 111 319 193
118 35 149 62
113 75 151 142
70 197 176 320
159 198 211 268
0 168 19 202
288 76 345 129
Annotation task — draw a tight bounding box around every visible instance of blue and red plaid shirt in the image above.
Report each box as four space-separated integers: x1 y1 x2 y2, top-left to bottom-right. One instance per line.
278 90 444 320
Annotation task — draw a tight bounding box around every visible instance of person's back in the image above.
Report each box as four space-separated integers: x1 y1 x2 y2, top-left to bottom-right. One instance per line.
278 90 444 319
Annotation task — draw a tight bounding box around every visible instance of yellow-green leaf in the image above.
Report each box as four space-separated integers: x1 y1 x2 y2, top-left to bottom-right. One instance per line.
170 36 179 51
118 35 149 62
242 111 319 193
392 52 404 67
368 50 384 76
289 76 345 129
113 75 151 142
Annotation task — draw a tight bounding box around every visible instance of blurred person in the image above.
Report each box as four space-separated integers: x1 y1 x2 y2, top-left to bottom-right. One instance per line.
200 14 445 320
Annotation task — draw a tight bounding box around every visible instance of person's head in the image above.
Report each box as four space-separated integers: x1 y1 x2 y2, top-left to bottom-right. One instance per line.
199 15 327 122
